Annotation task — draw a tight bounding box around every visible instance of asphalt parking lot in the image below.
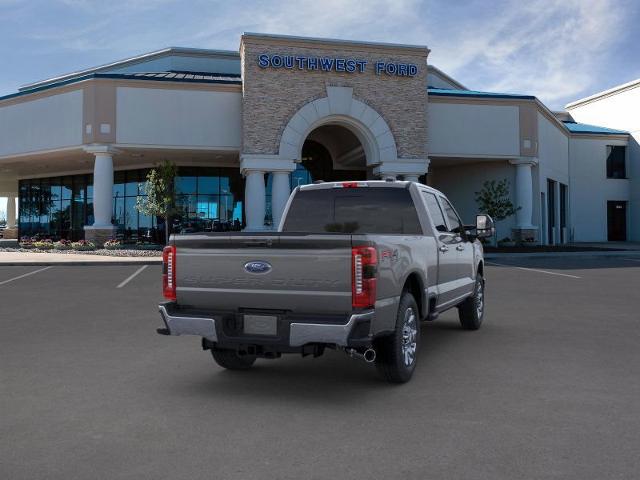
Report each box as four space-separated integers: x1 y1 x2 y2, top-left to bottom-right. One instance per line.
1 256 640 479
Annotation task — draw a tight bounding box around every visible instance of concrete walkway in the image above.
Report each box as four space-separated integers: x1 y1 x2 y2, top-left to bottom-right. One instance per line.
486 242 640 260
0 251 161 266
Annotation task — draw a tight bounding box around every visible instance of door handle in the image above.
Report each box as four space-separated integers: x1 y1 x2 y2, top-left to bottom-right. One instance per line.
439 245 449 253
456 244 465 251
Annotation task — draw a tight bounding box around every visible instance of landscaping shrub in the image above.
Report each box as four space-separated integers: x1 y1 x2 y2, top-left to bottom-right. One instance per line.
70 240 96 251
53 239 73 250
103 239 123 250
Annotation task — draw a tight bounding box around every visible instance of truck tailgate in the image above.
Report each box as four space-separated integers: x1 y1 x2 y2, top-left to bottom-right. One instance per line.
174 234 353 314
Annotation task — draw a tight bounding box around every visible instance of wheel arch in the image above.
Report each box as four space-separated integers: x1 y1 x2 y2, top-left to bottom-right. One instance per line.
402 271 427 320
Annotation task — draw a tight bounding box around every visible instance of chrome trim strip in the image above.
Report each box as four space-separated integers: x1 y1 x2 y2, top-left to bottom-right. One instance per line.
159 305 217 341
289 311 374 347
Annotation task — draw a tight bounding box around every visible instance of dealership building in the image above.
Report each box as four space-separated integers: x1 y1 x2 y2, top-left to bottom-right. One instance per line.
0 33 637 244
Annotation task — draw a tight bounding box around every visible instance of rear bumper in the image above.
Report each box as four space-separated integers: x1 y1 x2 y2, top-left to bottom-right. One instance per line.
157 302 374 348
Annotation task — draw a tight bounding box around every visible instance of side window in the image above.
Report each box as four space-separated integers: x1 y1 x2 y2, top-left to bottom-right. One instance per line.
422 192 448 232
440 197 463 234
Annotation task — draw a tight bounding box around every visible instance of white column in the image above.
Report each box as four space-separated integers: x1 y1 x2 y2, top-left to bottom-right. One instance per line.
271 171 290 230
6 195 16 229
373 159 429 182
244 170 266 231
510 158 537 228
92 152 115 227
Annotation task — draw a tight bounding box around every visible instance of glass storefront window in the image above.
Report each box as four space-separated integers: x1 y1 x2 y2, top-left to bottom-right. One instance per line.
175 175 197 195
61 178 73 201
18 167 244 241
198 176 219 195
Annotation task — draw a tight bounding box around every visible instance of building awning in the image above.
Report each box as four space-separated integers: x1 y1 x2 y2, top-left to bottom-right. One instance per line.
561 121 628 135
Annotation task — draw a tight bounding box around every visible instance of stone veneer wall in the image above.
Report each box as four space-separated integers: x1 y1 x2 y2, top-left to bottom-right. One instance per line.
240 36 429 160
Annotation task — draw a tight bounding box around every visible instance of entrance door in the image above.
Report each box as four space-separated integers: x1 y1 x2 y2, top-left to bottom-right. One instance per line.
547 179 556 244
540 193 547 245
607 201 627 241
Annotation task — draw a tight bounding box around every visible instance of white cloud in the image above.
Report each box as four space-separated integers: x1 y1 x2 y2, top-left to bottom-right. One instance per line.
426 0 631 108
4 0 634 109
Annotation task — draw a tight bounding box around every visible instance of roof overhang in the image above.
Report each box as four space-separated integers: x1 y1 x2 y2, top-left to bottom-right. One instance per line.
19 47 240 93
565 78 640 109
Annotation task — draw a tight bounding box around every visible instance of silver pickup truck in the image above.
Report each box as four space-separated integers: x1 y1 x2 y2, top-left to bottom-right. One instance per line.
157 180 494 383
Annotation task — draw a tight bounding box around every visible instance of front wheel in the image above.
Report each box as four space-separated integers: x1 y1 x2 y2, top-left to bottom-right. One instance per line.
374 292 420 383
458 275 485 330
211 348 256 370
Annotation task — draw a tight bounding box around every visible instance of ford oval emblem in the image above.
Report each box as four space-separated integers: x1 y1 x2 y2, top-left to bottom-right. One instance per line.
244 260 272 274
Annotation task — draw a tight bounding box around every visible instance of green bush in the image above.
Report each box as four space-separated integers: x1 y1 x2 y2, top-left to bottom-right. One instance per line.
71 240 96 251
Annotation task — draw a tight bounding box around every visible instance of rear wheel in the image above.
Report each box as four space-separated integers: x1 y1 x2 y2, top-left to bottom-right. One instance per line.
374 292 420 383
211 348 256 370
458 274 485 330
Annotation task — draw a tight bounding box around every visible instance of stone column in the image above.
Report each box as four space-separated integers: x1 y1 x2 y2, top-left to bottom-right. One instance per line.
244 170 266 231
2 195 18 240
84 145 117 245
6 195 16 229
241 154 295 231
509 158 538 242
271 171 290 230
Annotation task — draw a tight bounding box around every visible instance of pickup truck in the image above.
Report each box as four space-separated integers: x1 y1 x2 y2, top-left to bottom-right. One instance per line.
157 180 494 383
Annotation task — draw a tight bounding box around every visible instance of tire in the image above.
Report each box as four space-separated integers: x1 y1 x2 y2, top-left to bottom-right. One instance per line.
374 292 420 384
211 348 256 370
458 274 485 330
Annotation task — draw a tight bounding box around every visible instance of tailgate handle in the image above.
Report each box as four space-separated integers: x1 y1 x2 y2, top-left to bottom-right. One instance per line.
243 240 274 247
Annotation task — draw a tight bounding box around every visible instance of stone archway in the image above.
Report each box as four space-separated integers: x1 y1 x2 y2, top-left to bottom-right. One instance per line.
241 86 428 230
278 86 398 167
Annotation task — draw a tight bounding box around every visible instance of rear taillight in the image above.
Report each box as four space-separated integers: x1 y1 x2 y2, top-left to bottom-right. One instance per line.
352 246 377 309
162 245 176 301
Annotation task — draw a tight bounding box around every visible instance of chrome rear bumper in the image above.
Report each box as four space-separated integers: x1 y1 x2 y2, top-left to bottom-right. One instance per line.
289 311 373 347
158 305 218 341
158 304 373 347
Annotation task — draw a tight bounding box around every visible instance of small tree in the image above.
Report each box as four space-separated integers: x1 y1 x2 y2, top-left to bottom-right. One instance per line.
136 160 178 244
475 179 519 244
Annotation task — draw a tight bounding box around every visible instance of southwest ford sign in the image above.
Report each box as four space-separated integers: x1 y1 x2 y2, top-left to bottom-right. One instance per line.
257 54 418 77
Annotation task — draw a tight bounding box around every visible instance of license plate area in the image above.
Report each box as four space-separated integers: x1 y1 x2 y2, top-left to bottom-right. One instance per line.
243 314 278 336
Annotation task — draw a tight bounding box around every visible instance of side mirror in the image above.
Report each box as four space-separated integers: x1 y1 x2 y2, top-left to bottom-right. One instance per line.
475 214 495 239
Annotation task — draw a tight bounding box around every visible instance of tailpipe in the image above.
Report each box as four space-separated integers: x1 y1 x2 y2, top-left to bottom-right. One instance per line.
346 347 376 363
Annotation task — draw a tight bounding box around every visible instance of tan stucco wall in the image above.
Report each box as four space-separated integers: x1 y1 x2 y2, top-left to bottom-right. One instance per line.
240 35 429 160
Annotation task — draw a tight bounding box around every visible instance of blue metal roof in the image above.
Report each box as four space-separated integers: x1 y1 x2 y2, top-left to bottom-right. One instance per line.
562 121 628 135
0 71 242 102
427 87 535 100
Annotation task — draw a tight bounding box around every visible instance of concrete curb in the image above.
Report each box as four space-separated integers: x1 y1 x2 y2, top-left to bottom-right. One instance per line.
0 259 162 266
485 250 640 260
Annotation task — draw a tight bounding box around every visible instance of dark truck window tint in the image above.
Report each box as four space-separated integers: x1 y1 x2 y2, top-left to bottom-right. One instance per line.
423 192 447 232
440 197 463 233
282 188 422 234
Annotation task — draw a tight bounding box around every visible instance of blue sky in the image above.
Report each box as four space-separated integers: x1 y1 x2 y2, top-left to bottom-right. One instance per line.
1 0 639 217
1 0 639 108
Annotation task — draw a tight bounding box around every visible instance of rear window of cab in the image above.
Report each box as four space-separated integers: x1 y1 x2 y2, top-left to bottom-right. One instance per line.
282 188 422 234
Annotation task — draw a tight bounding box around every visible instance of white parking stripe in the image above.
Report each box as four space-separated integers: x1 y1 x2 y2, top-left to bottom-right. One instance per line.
486 262 581 279
117 265 149 289
0 266 53 286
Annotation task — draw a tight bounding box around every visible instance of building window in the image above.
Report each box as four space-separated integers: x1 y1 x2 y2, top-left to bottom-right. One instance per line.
173 167 244 234
18 175 92 241
606 146 626 179
18 167 244 241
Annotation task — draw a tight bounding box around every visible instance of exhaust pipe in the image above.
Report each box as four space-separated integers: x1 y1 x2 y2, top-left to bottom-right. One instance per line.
346 348 376 363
